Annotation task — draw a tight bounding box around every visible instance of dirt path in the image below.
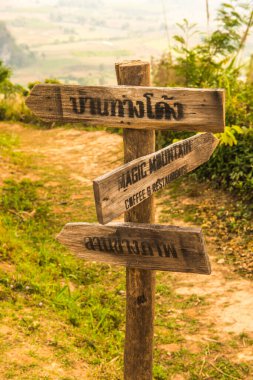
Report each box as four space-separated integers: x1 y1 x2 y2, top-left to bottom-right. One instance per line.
1 122 253 377
1 123 123 182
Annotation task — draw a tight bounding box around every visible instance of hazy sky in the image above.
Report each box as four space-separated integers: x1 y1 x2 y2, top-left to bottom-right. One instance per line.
13 0 224 26
2 0 252 85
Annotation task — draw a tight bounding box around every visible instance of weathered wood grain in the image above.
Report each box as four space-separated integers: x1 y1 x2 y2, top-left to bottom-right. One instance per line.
25 83 225 132
56 222 211 274
93 132 219 224
116 60 156 380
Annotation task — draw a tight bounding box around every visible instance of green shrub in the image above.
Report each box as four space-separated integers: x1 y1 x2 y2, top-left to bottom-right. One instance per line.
153 1 253 204
0 67 61 126
196 127 253 205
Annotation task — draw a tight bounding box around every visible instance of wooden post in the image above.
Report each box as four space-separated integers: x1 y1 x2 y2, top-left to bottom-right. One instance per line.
115 61 156 380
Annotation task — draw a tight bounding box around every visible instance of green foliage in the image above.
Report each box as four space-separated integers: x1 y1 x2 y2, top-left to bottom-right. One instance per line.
0 69 61 125
153 364 167 380
0 60 33 122
153 1 253 204
218 125 247 146
0 130 19 151
0 93 35 123
0 59 11 83
0 179 50 220
27 77 61 91
0 60 22 97
154 2 253 125
197 127 253 205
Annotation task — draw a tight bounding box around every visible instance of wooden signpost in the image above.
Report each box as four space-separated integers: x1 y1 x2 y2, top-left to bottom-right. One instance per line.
57 222 210 274
26 84 224 132
93 132 218 224
25 60 225 380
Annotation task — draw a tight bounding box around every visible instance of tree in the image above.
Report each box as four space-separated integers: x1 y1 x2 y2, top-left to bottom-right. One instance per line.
153 1 253 128
152 1 253 203
0 60 11 84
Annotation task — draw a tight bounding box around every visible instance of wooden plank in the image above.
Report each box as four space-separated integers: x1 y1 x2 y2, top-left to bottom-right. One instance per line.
93 132 219 224
56 222 211 274
25 84 225 132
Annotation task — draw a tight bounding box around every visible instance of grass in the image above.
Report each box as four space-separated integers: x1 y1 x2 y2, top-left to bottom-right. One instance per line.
0 131 21 163
0 130 125 378
0 127 253 379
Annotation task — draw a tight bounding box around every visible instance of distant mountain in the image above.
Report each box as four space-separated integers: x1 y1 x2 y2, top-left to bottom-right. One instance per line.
0 22 35 68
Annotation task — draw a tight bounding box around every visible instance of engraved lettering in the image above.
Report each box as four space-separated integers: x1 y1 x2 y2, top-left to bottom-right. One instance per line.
162 242 178 258
154 240 164 257
149 142 192 175
83 236 179 259
69 93 184 121
100 237 114 252
112 239 124 254
84 237 95 250
122 239 140 255
111 99 124 117
141 241 154 256
124 189 146 210
118 162 147 191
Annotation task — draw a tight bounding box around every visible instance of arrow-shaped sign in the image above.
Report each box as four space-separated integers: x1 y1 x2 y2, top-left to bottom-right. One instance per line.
25 84 224 132
57 222 211 274
93 133 218 224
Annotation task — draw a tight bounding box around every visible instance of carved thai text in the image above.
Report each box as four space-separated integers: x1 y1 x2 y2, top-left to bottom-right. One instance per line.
69 92 184 120
84 236 178 258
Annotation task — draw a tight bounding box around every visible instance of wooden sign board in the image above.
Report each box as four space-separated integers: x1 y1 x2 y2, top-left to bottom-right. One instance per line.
57 222 211 274
26 84 225 132
93 133 218 224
